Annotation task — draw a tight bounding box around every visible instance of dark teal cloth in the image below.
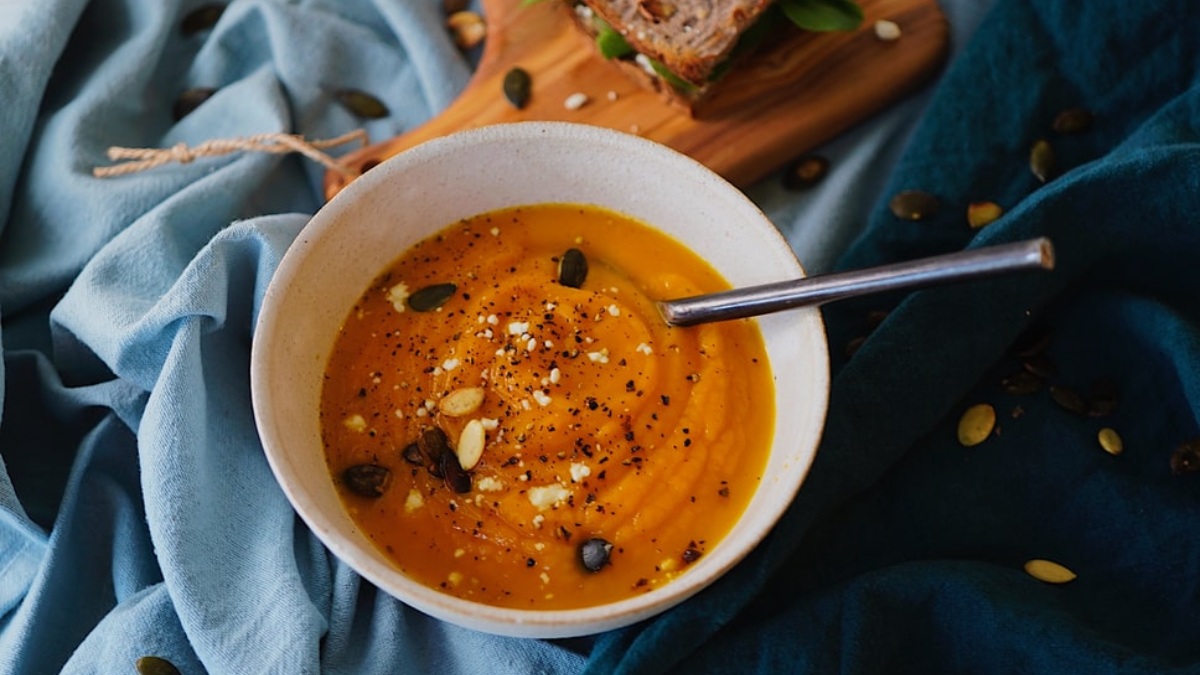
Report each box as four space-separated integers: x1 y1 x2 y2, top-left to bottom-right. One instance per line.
586 0 1200 671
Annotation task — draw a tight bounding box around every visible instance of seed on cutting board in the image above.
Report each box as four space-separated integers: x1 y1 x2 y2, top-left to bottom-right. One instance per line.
503 67 533 109
439 387 486 417
342 464 392 498
180 3 224 36
1050 385 1088 416
335 89 390 119
446 11 486 50
1030 139 1055 183
558 248 588 288
782 155 829 190
1097 427 1123 455
407 282 457 312
456 419 486 470
1170 439 1200 475
1053 107 1093 134
579 537 614 572
136 656 182 675
173 87 217 121
967 201 1004 229
1000 369 1043 395
873 19 902 41
889 190 940 221
1024 559 1076 584
957 403 996 447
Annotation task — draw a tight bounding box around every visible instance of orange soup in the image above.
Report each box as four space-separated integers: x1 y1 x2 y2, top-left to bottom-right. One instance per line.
320 203 774 609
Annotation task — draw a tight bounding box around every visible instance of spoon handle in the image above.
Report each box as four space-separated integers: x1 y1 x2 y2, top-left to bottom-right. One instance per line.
658 237 1055 327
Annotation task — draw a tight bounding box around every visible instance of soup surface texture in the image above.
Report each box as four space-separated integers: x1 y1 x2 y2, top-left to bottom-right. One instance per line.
321 203 775 609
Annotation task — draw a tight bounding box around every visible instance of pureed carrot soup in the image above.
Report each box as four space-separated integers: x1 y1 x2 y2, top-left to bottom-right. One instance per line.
320 203 774 609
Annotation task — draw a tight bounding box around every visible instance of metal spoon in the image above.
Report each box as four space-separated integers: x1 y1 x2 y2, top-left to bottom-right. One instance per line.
658 237 1055 327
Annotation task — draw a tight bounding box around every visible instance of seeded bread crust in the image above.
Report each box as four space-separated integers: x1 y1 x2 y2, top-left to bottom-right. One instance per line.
579 0 775 86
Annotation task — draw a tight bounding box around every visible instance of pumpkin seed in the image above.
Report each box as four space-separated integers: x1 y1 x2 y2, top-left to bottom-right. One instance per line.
335 89 390 119
889 190 940 221
401 442 424 465
579 537 613 572
782 154 829 190
1000 370 1043 395
342 464 392 498
440 451 472 493
957 403 996 447
180 4 224 36
1087 377 1118 417
1024 558 1076 584
1053 107 1093 134
173 87 217 121
1049 385 1088 416
418 426 452 464
503 67 533 109
456 419 486 470
136 656 182 675
1097 427 1123 456
558 248 588 288
966 201 1004 229
446 11 486 50
407 283 457 312
1030 139 1055 183
439 387 486 417
1170 439 1200 475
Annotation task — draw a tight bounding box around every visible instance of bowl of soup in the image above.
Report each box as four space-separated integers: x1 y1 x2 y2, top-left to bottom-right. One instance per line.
250 121 830 638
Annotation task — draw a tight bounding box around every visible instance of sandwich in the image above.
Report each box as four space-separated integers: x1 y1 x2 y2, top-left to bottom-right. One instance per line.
567 0 864 114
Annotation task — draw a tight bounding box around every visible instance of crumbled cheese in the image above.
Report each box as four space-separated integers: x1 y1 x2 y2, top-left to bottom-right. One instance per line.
545 302 556 311
569 462 591 482
607 304 620 317
508 321 529 335
416 407 428 417
404 489 425 513
480 417 499 431
534 542 545 551
636 343 653 355
394 409 404 419
587 348 610 364
442 358 460 371
549 367 561 384
424 399 436 411
386 282 409 312
532 514 544 528
526 338 537 352
489 227 500 236
563 92 589 110
539 572 551 585
533 390 552 407
606 90 618 101
343 414 367 433
476 476 504 491
635 53 655 76
528 484 571 511
454 548 466 558
544 340 553 349
874 19 902 41
447 571 463 586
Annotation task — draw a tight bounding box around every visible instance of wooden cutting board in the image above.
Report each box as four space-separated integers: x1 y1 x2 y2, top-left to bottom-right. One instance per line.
323 0 947 201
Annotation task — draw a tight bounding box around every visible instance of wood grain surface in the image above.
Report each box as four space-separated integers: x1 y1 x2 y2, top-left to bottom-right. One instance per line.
323 0 948 201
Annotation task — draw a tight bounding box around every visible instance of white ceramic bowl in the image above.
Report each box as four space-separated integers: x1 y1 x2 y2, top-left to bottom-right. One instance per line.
250 121 830 638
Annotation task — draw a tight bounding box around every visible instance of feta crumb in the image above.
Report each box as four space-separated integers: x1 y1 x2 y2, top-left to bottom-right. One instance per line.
526 338 537 352
487 314 499 325
569 462 591 482
636 342 653 355
563 92 589 110
544 340 553 348
539 572 551 585
394 409 404 419
424 399 436 411
606 90 618 101
874 19 902 41
532 514 545 528
489 227 500 236
533 390 552 407
442 358 460 371
386 283 410 312
404 489 425 513
454 548 466 558
535 542 545 551
527 483 571 511
545 302 556 311
520 399 531 410
447 571 463 586
343 414 367 433
480 417 499 431
607 304 620 317
587 348 610 364
508 321 529 335
476 476 504 492
416 407 428 417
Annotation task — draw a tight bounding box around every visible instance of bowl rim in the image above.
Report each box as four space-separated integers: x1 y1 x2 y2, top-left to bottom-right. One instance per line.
251 121 830 637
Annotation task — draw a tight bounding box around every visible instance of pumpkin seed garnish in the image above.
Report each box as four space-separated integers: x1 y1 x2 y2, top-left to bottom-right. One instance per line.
1097 427 1123 456
456 419 486 470
136 656 182 675
957 403 996 447
889 190 940 221
401 442 424 465
1053 107 1093 134
180 4 224 36
342 464 392 498
439 451 472 493
418 426 452 464
503 67 533 109
439 387 486 417
558 248 588 288
579 537 613 572
967 201 1004 229
407 283 457 312
1000 370 1043 395
1049 385 1088 416
1170 439 1200 475
335 89 390 119
783 154 829 190
1030 139 1055 183
1024 558 1076 584
173 87 217 121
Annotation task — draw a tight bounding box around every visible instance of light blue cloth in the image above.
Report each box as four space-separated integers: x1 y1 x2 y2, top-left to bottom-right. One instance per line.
0 0 989 672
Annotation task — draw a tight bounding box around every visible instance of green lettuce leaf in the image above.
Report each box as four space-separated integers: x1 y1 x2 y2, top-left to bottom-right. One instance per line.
778 0 863 32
